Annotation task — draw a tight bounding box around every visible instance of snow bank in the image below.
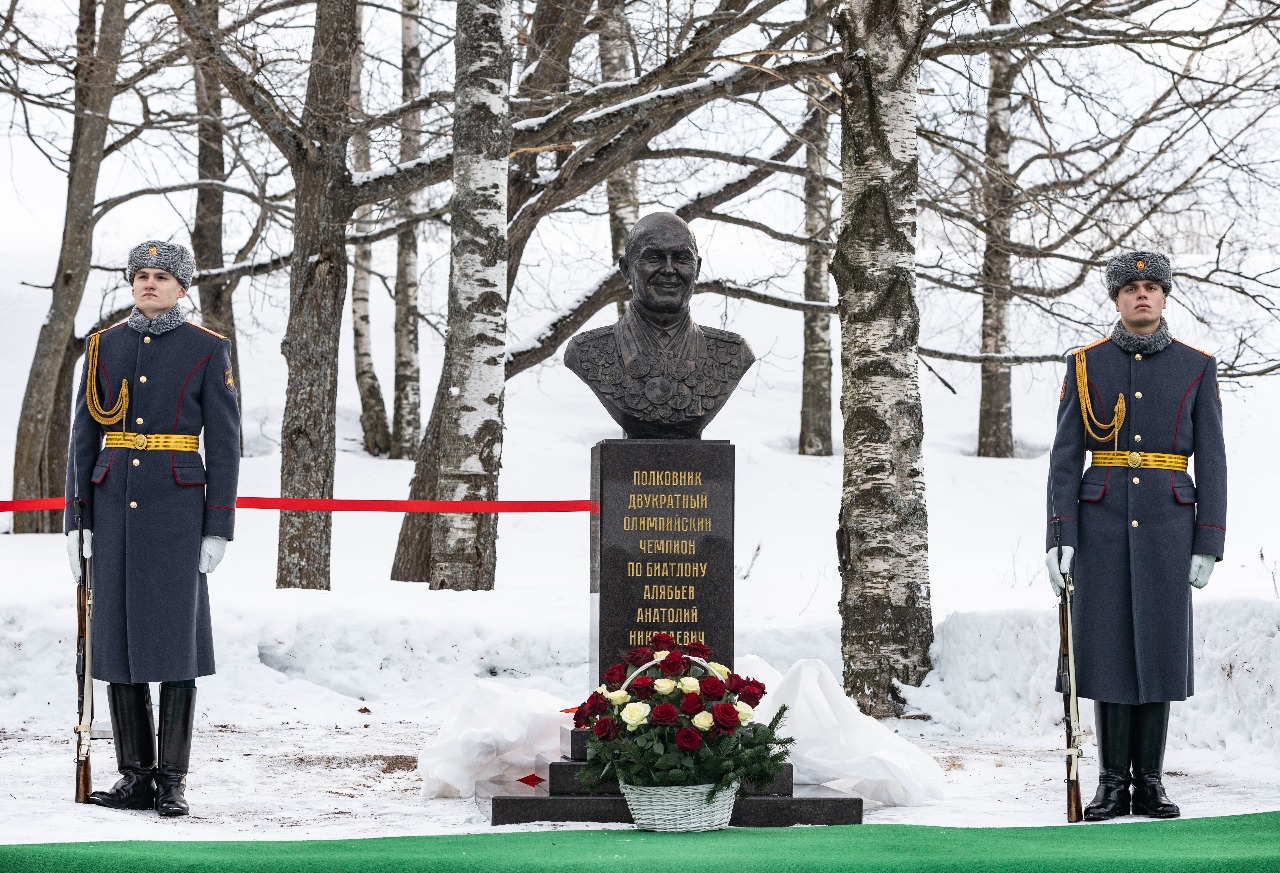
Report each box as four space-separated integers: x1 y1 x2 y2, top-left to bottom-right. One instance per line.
901 599 1280 754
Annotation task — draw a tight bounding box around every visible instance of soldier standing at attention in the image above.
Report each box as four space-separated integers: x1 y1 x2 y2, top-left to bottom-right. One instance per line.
65 240 240 817
1045 251 1226 821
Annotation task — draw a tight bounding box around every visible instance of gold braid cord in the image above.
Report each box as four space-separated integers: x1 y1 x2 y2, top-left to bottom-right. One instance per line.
1074 350 1124 450
85 332 129 426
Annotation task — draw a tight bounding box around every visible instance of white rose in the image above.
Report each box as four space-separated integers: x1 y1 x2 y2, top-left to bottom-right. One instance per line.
678 676 701 694
620 702 651 727
653 650 670 661
653 678 677 695
691 711 714 732
707 662 730 679
734 701 753 725
607 689 631 705
596 684 608 696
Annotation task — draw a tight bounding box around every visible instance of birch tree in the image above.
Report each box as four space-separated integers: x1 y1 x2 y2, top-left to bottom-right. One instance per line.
392 0 424 459
832 0 933 716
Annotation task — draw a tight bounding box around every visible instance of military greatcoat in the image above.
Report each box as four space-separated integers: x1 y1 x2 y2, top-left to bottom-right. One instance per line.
1046 337 1226 704
64 318 240 684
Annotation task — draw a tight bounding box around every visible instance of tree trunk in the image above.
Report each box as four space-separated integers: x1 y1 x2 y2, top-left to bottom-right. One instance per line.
599 0 638 318
831 0 933 717
976 0 1016 458
275 0 359 590
348 7 392 456
798 6 834 457
393 0 512 589
11 0 128 533
391 0 423 459
190 0 242 454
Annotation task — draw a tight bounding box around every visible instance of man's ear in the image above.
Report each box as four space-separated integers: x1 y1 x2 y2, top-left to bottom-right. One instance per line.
618 255 628 278
179 287 188 299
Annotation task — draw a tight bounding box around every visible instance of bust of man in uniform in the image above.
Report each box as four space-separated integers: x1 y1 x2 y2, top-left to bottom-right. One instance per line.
564 213 755 439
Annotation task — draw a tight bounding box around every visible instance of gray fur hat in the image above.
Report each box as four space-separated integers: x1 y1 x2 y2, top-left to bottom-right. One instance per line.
125 240 195 289
1105 251 1171 300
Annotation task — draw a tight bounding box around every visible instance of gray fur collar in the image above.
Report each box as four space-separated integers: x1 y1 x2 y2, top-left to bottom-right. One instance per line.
128 304 187 335
1110 317 1172 355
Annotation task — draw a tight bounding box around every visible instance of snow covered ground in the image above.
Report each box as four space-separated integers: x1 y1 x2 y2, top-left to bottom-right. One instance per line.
2 215 1279 842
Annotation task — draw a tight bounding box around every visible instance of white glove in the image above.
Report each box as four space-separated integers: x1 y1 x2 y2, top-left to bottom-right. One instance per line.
66 530 93 583
1045 545 1074 598
1189 553 1215 589
199 536 228 575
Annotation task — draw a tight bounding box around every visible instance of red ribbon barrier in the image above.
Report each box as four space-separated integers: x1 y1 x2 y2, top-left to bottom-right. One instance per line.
2 496 599 514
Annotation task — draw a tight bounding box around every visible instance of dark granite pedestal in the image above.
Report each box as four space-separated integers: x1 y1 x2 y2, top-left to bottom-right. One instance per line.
481 727 863 827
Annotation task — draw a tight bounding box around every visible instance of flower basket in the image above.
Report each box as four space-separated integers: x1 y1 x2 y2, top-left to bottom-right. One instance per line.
620 780 740 832
572 633 793 829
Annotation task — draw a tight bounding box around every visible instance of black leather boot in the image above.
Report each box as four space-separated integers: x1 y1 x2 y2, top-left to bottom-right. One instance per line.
155 685 196 817
88 683 155 810
1084 701 1132 821
1131 701 1180 818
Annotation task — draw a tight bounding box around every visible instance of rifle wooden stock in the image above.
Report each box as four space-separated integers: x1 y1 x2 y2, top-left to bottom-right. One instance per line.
1059 584 1083 823
74 517 94 803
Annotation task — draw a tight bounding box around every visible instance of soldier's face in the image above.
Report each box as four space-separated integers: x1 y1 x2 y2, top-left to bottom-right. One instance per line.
1115 279 1166 335
623 224 700 315
132 268 186 319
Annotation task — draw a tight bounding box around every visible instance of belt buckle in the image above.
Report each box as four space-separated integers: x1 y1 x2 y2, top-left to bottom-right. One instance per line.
133 433 148 451
1127 451 1141 468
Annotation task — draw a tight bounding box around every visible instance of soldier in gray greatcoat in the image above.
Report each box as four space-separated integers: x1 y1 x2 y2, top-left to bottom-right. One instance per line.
1045 251 1226 821
65 240 240 817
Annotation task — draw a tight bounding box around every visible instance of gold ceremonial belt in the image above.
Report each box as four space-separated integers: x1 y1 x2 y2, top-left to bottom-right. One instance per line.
104 431 199 452
1090 450 1188 471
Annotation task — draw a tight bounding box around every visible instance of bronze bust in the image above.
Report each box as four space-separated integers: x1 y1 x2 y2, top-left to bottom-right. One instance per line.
564 213 755 439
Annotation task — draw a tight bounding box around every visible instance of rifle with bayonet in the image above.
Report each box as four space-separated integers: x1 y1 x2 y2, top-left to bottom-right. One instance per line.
73 479 94 802
1055 519 1083 822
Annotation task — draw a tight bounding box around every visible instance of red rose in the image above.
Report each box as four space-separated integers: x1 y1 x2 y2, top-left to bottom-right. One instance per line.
573 707 589 729
659 651 690 675
625 647 654 667
725 673 746 693
583 691 609 716
711 702 739 730
675 727 703 751
679 692 703 716
699 676 726 699
602 663 627 688
685 642 712 660
650 703 679 726
708 723 735 737
593 716 619 740
738 683 764 707
630 676 656 700
649 632 678 650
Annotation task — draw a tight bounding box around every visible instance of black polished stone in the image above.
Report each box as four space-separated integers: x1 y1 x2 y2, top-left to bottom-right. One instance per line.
590 439 734 685
560 725 589 762
483 781 862 827
536 756 794 797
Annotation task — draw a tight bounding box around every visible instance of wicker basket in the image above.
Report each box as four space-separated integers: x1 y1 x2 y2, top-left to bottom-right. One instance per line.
619 781 739 832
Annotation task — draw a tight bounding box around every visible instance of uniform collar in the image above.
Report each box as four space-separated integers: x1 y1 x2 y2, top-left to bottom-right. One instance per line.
1110 317 1172 355
128 304 187 335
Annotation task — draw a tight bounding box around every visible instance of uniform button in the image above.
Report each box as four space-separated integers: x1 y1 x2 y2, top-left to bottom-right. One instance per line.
139 375 148 383
129 501 138 509
1132 476 1140 484
1135 353 1143 361
143 337 151 344
1134 434 1142 442
1131 519 1139 527
1135 391 1143 399
132 459 140 467
136 417 144 425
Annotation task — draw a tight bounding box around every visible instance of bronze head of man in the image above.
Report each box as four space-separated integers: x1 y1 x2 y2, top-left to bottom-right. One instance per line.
564 213 755 439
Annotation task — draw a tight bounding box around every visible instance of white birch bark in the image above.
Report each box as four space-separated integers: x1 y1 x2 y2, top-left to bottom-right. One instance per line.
798 3 833 457
832 0 933 716
976 0 1016 458
426 0 513 590
599 0 639 267
349 7 391 456
392 0 423 459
